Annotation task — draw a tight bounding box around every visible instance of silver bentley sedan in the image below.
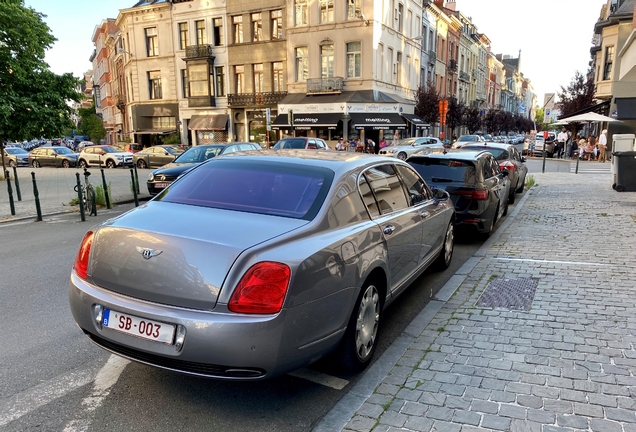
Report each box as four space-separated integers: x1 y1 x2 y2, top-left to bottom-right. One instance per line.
69 150 455 380
379 137 445 160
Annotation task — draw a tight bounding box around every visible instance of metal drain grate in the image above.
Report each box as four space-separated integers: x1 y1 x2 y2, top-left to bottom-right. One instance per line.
475 277 538 310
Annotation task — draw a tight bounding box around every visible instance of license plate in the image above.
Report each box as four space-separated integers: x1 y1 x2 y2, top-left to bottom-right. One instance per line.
102 309 176 344
155 182 170 189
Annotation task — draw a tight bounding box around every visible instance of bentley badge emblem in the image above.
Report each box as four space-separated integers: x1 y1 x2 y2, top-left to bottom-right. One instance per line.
136 246 163 260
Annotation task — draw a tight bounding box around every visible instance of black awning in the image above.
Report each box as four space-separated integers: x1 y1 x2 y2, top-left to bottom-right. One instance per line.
401 113 430 128
557 100 611 120
188 114 228 130
272 113 342 130
350 113 406 130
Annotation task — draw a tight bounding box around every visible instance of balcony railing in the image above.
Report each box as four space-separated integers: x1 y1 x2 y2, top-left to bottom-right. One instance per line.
227 92 288 107
184 44 214 59
428 50 436 65
306 77 343 94
459 71 471 82
448 59 457 72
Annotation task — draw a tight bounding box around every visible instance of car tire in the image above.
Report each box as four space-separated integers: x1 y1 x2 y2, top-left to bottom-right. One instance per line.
503 198 509 216
106 159 116 169
62 160 70 168
508 189 516 204
397 152 407 161
516 175 525 193
137 159 147 169
434 221 454 270
32 160 40 168
334 278 383 372
78 160 87 168
481 205 498 239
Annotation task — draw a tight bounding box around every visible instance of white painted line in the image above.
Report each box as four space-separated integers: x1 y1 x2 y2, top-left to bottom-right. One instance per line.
0 368 95 427
288 368 349 390
63 355 130 432
494 257 612 266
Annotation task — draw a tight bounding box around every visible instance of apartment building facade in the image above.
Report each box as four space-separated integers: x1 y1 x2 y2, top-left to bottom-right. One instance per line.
91 19 119 145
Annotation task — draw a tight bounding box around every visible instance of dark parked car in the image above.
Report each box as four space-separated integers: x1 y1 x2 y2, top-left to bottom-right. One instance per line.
460 143 528 204
273 137 329 150
133 145 184 169
147 143 261 195
29 146 78 168
408 150 510 237
3 147 30 167
69 151 455 380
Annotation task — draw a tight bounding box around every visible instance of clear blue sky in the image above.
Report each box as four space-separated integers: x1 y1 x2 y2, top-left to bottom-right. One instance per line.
24 0 133 77
26 0 605 102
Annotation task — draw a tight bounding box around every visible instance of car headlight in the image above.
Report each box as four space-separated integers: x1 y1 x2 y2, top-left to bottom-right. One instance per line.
148 173 154 181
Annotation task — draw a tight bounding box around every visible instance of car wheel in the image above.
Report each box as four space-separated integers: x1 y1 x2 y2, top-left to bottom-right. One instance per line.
434 221 454 270
137 159 147 169
503 198 509 216
508 189 516 204
481 205 498 239
62 160 70 168
106 159 116 169
516 175 525 193
335 278 383 372
78 160 87 168
397 152 407 161
32 160 40 168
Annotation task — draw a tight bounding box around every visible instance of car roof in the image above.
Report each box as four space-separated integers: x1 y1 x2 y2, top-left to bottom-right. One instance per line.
463 143 512 150
409 149 489 161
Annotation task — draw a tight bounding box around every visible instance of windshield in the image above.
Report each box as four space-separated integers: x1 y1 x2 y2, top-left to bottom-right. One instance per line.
408 158 477 183
5 148 28 155
98 146 119 153
458 135 479 142
462 146 508 160
166 146 182 154
159 160 333 220
273 139 307 149
396 138 417 147
174 145 225 163
53 147 73 155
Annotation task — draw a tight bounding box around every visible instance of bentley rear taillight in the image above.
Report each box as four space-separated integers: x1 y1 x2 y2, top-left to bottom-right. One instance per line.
499 161 515 171
73 231 94 280
228 262 291 314
452 189 489 200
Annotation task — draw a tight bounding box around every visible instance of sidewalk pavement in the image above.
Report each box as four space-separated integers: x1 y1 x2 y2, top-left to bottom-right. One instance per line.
0 166 153 222
318 171 636 432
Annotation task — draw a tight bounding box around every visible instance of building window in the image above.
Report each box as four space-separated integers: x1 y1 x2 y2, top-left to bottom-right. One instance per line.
251 13 263 42
233 15 243 44
148 71 162 99
152 116 176 129
407 10 412 37
145 28 158 57
181 69 188 98
254 64 264 93
295 47 308 81
273 62 284 92
178 23 189 50
295 0 308 26
406 55 411 84
321 44 334 78
378 43 384 80
213 18 224 46
397 4 403 33
347 0 361 19
188 64 209 97
235 65 244 93
195 20 206 45
396 52 402 85
388 47 394 82
603 45 614 81
271 10 283 39
215 66 225 96
346 42 361 78
320 0 334 23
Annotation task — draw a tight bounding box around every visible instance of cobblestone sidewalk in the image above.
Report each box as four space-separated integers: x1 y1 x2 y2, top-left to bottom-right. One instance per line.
344 173 636 432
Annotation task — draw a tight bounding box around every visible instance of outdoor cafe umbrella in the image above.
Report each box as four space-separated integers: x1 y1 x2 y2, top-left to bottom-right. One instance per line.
558 112 618 123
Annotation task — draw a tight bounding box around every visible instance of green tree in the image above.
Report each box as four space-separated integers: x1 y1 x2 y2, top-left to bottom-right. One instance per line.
78 106 106 143
414 81 439 125
446 97 465 138
0 0 82 178
557 70 596 137
463 108 482 133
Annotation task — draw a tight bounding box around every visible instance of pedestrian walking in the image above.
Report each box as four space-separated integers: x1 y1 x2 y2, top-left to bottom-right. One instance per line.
598 129 607 162
557 128 568 159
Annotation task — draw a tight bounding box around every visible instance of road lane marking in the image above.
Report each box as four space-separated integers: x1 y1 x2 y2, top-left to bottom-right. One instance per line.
62 355 130 432
288 369 349 390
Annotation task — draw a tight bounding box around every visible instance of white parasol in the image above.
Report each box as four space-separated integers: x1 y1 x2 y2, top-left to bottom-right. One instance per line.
558 112 618 123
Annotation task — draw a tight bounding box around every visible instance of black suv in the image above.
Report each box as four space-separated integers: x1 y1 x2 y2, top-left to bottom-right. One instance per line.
408 150 510 237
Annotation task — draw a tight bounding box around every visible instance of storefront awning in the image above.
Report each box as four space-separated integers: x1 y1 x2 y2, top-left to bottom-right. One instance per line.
188 114 228 131
134 129 177 135
350 113 407 130
271 113 342 130
401 114 430 129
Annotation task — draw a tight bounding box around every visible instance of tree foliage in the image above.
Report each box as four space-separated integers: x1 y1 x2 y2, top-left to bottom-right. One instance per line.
446 97 466 138
463 108 482 134
0 1 82 142
78 106 106 143
413 81 439 125
558 70 596 118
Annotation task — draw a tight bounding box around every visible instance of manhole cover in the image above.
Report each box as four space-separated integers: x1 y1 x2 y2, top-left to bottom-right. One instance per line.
475 277 538 310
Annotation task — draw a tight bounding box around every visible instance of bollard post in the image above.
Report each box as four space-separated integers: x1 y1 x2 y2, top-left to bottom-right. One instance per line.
31 172 42 221
100 168 111 209
542 147 546 174
133 164 140 194
130 169 139 207
575 154 580 174
6 170 15 216
12 166 21 201
76 172 85 222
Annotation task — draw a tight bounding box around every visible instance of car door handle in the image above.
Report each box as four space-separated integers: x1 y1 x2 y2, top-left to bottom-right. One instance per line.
420 211 430 219
383 225 395 235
